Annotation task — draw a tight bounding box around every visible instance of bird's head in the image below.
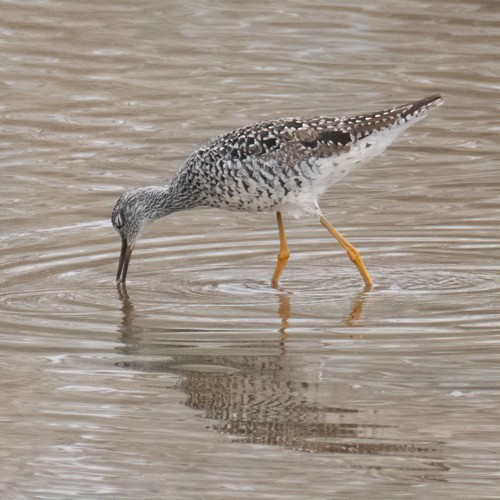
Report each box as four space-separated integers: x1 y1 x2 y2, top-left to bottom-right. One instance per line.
111 186 171 283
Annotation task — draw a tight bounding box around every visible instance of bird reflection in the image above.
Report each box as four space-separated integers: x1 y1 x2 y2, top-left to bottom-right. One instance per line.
115 284 437 460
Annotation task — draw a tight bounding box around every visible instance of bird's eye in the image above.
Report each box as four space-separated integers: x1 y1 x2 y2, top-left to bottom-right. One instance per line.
114 211 125 229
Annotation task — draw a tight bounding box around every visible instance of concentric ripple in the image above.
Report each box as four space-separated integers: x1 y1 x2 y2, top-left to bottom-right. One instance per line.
389 267 498 293
2 219 498 340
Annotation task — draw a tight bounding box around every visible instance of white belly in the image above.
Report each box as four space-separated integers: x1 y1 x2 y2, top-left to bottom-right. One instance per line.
277 122 416 217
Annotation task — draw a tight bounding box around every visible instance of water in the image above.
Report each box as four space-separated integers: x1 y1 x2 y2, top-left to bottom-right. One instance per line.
1 0 499 498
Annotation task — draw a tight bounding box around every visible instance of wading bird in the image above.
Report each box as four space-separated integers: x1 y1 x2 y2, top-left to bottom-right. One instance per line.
112 94 443 287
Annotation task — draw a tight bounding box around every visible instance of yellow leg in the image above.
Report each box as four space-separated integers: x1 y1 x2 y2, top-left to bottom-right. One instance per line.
319 215 373 288
271 211 290 288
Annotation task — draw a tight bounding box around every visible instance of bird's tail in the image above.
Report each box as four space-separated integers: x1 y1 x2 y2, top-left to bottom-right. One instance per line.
344 94 444 140
338 94 443 167
392 94 444 123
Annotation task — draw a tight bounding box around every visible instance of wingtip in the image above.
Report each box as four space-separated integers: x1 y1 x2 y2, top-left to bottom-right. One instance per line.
418 94 444 109
415 94 444 109
398 94 444 118
427 94 444 105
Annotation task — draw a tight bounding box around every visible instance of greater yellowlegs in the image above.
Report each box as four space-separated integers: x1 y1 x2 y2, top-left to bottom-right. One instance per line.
112 94 443 286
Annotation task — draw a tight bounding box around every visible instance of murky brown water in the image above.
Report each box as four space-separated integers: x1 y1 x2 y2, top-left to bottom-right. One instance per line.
1 0 499 498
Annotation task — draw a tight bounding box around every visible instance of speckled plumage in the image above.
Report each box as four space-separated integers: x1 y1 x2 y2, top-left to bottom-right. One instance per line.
112 95 443 284
162 95 443 218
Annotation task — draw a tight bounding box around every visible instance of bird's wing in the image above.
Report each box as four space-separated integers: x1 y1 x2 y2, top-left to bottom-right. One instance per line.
198 94 443 165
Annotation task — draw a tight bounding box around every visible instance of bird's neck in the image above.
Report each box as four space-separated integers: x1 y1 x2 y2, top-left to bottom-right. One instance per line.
145 184 197 222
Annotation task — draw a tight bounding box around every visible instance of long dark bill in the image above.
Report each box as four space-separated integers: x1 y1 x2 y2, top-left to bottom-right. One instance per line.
116 237 134 283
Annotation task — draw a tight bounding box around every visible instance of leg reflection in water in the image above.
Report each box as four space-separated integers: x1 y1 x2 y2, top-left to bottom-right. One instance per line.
278 291 291 342
276 285 371 340
116 280 369 345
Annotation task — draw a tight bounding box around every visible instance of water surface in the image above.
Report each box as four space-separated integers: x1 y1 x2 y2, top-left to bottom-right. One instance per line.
0 0 499 498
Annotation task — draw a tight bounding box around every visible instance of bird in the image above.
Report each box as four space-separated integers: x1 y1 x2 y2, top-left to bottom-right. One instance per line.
112 94 443 287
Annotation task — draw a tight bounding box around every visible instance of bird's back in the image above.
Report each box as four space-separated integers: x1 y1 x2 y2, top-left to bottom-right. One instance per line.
171 95 443 214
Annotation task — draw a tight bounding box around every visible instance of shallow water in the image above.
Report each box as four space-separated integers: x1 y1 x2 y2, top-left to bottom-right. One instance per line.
1 0 499 498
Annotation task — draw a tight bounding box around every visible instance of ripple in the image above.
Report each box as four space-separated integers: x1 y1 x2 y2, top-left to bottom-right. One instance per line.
3 288 82 315
1 219 499 337
163 277 284 302
383 267 499 295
